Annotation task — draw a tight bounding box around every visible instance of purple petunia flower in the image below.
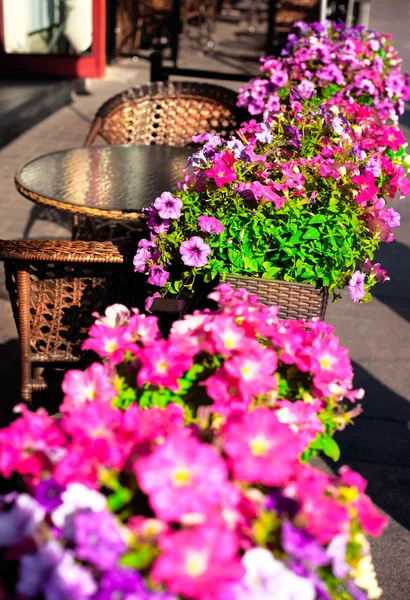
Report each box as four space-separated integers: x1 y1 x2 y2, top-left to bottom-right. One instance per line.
281 521 329 567
74 510 127 570
133 247 151 273
347 580 369 600
17 541 97 600
0 494 45 547
385 207 400 228
289 80 316 103
366 158 381 178
94 567 146 600
179 236 211 267
348 271 366 302
285 126 302 151
145 207 170 235
331 117 346 136
154 192 183 220
326 534 351 578
198 215 225 235
148 264 170 287
35 478 65 512
255 122 274 144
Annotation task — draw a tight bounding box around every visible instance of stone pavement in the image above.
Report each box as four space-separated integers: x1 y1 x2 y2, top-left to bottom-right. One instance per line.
0 2 409 598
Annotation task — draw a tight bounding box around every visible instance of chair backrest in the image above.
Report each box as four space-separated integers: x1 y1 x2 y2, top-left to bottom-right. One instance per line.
84 81 243 147
0 240 142 363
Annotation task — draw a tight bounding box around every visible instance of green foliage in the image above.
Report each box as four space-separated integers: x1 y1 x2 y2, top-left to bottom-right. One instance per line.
153 98 388 302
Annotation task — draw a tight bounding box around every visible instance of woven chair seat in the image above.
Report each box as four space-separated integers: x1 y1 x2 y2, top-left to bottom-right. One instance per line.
0 239 142 403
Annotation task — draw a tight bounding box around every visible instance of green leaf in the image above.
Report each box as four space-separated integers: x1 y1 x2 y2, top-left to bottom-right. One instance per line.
227 247 243 268
120 546 157 570
309 214 327 225
303 227 321 240
289 230 303 244
108 486 133 512
321 437 341 461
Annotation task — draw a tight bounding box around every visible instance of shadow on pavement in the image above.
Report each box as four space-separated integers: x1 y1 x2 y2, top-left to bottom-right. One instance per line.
371 239 410 322
324 361 410 530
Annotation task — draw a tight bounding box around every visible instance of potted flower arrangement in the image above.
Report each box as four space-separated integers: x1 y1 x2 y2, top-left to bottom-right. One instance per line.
237 21 410 123
0 293 387 600
134 94 409 316
73 285 363 461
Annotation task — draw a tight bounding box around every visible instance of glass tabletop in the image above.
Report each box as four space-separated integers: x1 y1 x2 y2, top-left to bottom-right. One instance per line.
15 146 193 214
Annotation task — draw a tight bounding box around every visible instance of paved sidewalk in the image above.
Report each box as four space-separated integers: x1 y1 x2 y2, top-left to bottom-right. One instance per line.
0 3 409 598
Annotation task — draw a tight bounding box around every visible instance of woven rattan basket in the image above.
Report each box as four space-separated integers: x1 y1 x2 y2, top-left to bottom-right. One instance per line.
224 274 329 321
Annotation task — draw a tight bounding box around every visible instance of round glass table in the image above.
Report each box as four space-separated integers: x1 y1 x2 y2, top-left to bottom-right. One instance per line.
15 146 193 221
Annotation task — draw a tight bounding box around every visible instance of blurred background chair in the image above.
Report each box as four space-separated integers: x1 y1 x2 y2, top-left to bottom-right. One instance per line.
0 239 141 403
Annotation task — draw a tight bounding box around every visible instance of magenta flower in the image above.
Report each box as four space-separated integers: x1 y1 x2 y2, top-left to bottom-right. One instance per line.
198 215 225 234
205 160 237 188
137 340 193 391
363 258 389 283
352 172 379 206
148 264 170 287
223 408 302 486
275 400 325 445
223 347 278 401
135 433 229 521
348 270 366 302
151 525 244 600
61 363 117 413
154 192 183 220
82 324 128 365
179 236 211 267
74 510 127 570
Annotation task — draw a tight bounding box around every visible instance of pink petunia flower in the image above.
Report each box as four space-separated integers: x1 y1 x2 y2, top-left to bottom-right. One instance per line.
284 464 350 544
205 160 236 188
363 258 390 283
223 346 278 401
275 400 325 444
60 401 127 471
148 264 170 287
348 271 366 303
223 408 303 486
61 363 117 414
351 172 379 205
0 405 66 483
180 236 211 267
137 340 193 391
82 324 128 365
151 524 244 600
198 215 225 234
154 192 183 220
135 433 230 521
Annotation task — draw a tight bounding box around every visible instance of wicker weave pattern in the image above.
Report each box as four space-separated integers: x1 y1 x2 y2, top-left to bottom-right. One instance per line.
0 240 141 402
90 81 242 147
225 274 328 321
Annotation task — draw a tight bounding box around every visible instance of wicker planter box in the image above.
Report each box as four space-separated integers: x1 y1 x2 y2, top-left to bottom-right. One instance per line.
225 274 329 321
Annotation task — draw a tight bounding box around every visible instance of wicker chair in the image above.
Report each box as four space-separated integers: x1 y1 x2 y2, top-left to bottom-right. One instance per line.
0 239 142 403
77 81 244 241
83 80 243 147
